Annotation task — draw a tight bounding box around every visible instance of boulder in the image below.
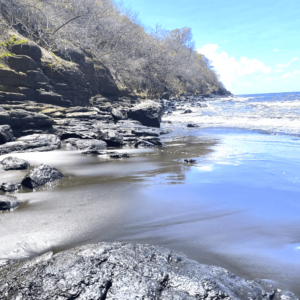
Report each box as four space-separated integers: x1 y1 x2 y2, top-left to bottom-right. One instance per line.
128 100 163 128
98 129 124 147
109 153 129 159
21 164 64 189
187 123 199 128
184 159 196 164
0 242 297 299
0 196 20 211
1 156 30 170
111 108 126 121
0 182 22 192
182 109 193 114
161 92 170 100
0 125 14 144
65 138 107 152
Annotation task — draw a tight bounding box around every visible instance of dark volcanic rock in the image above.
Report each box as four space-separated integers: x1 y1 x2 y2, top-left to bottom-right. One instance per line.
65 138 107 152
183 109 193 114
161 92 170 100
0 182 22 192
0 134 61 155
21 164 64 189
111 108 126 121
184 159 196 164
0 125 14 144
0 196 20 211
98 129 124 147
128 100 163 128
1 156 30 170
135 139 156 148
109 152 129 159
187 123 199 128
0 242 296 300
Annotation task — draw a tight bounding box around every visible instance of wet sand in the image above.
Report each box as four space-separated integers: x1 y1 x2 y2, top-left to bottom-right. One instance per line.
0 128 299 296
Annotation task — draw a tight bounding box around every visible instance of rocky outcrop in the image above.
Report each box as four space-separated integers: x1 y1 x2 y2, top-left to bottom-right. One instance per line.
0 242 296 300
0 156 30 170
0 125 14 144
0 134 61 155
21 164 64 189
0 29 120 109
128 100 164 128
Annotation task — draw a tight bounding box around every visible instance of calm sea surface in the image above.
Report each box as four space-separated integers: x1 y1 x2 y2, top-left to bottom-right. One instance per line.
0 92 300 296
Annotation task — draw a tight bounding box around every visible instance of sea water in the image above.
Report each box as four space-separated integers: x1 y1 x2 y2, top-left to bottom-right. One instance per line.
0 92 299 296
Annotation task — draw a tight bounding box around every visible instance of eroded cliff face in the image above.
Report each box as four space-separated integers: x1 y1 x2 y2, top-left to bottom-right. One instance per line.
0 25 120 108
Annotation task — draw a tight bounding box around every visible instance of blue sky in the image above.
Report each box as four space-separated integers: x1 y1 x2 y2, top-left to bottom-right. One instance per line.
121 0 300 94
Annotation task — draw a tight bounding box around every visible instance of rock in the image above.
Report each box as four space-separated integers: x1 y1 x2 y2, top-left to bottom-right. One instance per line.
184 159 196 164
0 134 61 155
9 109 54 129
6 55 38 73
21 164 64 189
10 42 42 61
111 108 126 121
182 109 193 114
1 156 30 170
135 140 156 148
0 196 20 211
128 100 163 128
0 182 22 192
161 92 170 100
187 123 199 128
109 153 129 159
65 138 107 152
0 242 297 300
98 129 124 147
0 125 14 144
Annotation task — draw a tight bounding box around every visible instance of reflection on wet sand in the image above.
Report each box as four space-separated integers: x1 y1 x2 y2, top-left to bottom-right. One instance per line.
0 130 300 297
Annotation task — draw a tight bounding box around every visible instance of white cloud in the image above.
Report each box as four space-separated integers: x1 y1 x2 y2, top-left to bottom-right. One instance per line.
198 44 271 90
282 72 291 79
292 57 299 62
273 48 279 52
276 63 290 68
293 70 300 75
276 69 283 72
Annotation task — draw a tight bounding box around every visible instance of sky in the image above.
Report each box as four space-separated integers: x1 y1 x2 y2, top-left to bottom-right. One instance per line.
121 0 300 95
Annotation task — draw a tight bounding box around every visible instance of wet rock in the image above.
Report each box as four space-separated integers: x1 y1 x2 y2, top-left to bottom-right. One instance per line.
0 196 20 211
0 242 297 300
1 156 30 170
65 138 107 152
0 182 22 193
161 92 170 100
128 100 163 128
0 134 61 155
111 108 126 121
0 125 14 144
21 164 64 189
184 159 196 164
187 123 199 128
182 109 193 114
98 129 124 147
109 152 129 159
135 140 156 148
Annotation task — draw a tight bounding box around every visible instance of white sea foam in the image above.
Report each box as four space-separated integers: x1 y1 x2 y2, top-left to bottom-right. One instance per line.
164 94 300 135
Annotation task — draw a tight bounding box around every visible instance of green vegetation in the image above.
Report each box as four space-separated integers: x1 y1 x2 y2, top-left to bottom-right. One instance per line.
0 64 3 68
0 52 15 59
0 0 227 96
